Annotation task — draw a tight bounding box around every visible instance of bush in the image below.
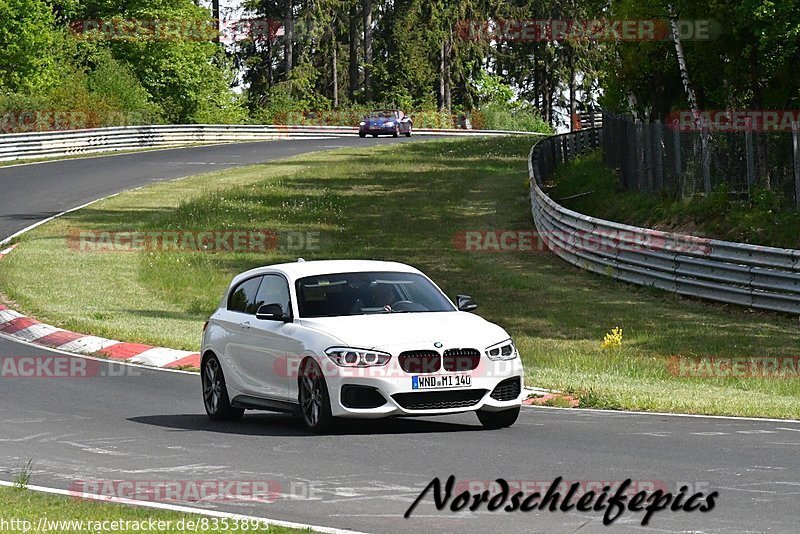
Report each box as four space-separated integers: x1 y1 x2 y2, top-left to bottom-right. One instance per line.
474 103 552 133
0 39 166 132
470 71 553 133
85 49 162 124
0 0 65 93
250 62 332 124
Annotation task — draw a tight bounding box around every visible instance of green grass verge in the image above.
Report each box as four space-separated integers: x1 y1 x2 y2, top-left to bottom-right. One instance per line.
2 137 800 418
0 145 208 168
0 487 310 533
551 151 800 249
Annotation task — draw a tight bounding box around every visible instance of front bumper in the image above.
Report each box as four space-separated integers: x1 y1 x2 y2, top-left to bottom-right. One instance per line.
359 126 396 135
325 358 525 418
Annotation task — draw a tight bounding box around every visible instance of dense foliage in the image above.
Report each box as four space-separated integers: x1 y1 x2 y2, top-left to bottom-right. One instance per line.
1 0 798 132
0 0 243 128
604 0 800 118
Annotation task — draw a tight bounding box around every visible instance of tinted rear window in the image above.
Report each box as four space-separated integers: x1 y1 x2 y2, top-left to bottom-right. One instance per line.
228 276 262 314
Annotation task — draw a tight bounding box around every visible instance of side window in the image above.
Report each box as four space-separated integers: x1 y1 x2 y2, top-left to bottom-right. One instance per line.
228 276 263 314
254 274 291 314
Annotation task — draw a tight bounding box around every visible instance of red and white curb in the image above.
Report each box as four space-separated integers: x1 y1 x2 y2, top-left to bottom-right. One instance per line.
0 304 200 369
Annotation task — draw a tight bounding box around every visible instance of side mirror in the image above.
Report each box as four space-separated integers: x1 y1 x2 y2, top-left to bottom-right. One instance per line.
256 303 292 322
457 294 478 312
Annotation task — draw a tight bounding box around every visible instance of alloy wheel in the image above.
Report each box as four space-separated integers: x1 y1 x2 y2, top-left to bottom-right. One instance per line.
203 357 222 414
300 369 323 427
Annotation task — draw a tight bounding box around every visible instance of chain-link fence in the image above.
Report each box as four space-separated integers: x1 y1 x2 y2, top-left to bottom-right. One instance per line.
601 112 800 210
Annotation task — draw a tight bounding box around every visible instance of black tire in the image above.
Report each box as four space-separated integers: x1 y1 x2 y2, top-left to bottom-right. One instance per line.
392 127 399 138
405 127 412 137
359 132 366 138
477 406 520 429
371 134 378 138
202 354 244 421
299 359 334 433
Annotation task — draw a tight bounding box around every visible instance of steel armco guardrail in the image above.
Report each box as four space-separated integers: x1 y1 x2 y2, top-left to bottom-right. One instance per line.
0 123 539 162
529 128 800 315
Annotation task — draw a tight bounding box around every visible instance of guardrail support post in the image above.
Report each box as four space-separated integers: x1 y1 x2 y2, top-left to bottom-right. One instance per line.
626 119 636 190
793 120 800 210
569 133 577 162
636 119 645 192
673 127 682 198
701 126 712 194
642 123 653 193
745 127 755 198
653 120 663 194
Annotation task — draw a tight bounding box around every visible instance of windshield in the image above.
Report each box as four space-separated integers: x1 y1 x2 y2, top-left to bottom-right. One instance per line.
295 271 455 318
368 110 394 118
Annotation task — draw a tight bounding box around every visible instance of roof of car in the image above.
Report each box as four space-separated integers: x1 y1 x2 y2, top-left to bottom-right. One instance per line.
230 259 422 286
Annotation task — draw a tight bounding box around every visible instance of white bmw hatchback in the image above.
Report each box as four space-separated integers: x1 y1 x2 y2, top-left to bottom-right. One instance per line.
201 260 524 432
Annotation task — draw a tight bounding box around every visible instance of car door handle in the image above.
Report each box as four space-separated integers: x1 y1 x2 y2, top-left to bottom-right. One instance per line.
240 321 251 329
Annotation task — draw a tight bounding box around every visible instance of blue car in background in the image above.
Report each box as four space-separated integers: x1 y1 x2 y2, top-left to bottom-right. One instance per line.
359 110 413 138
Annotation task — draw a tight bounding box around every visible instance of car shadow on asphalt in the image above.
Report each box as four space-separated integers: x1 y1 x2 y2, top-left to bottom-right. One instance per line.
128 413 482 436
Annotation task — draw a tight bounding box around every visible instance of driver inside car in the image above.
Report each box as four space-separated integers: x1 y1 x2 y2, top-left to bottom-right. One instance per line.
350 282 397 314
373 283 396 312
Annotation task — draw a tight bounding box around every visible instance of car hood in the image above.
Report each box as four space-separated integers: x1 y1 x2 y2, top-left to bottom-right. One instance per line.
298 312 509 352
364 117 392 126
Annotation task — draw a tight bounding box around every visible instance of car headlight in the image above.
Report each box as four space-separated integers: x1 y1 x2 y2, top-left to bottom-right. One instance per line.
359 121 366 126
384 121 395 127
325 347 391 367
485 339 518 361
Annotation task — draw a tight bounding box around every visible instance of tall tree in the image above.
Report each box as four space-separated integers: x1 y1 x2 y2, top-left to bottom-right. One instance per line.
331 30 338 107
284 0 294 75
667 3 698 116
348 3 360 99
362 0 372 100
212 0 220 43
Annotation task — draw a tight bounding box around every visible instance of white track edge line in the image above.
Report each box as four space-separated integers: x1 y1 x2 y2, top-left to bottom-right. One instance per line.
0 480 365 534
523 404 800 424
3 140 798 425
0 134 429 246
0 130 466 170
0 143 229 170
0 195 119 247
0 136 338 170
4 328 800 423
4 325 799 424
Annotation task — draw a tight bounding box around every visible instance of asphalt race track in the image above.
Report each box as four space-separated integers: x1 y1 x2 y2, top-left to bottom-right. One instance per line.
1 138 799 533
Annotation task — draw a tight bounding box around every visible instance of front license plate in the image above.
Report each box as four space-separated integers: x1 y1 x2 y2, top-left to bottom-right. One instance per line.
412 374 471 389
